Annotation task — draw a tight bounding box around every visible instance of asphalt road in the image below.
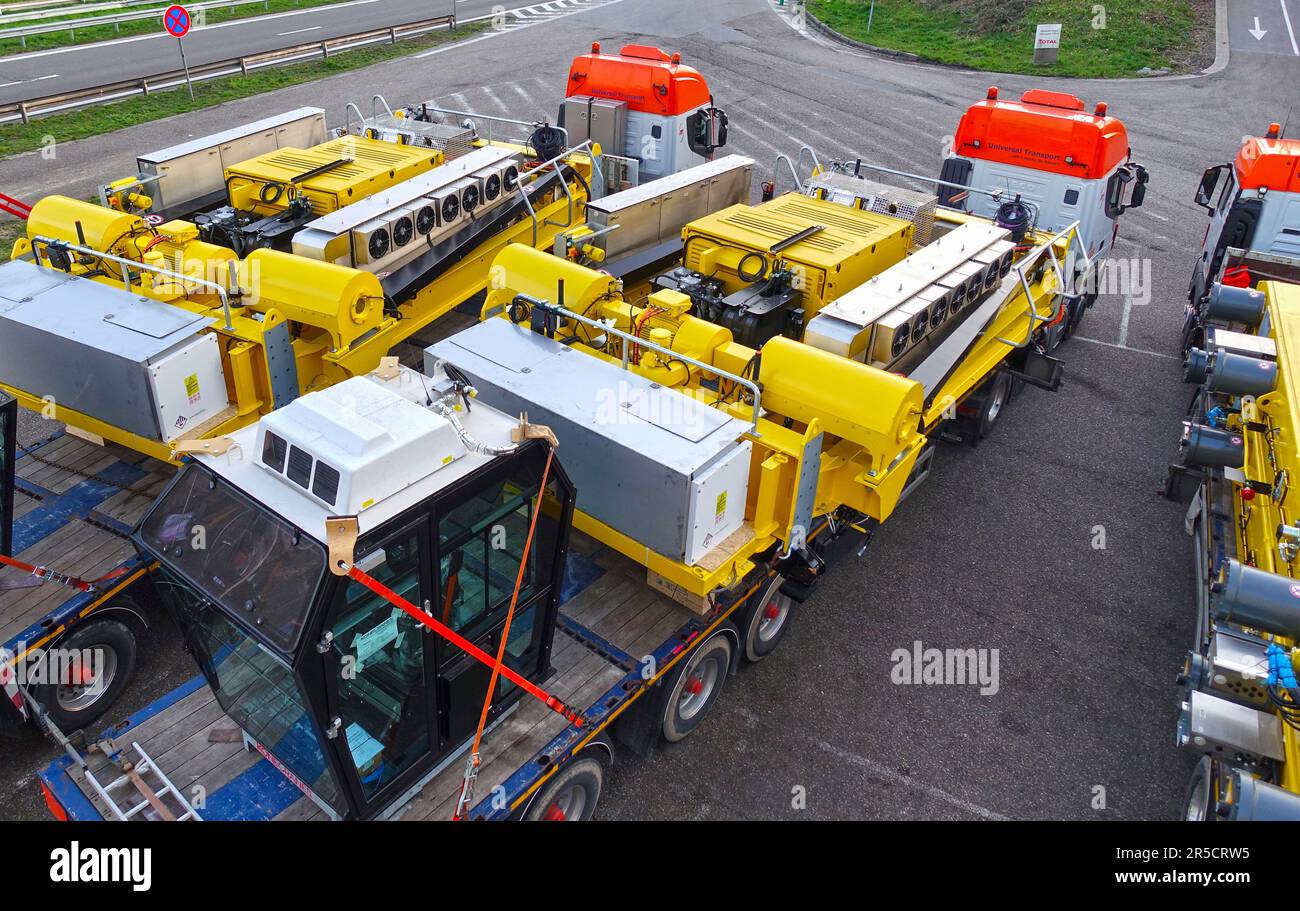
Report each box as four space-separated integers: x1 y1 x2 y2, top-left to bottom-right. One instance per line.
1 0 1297 821
0 0 596 104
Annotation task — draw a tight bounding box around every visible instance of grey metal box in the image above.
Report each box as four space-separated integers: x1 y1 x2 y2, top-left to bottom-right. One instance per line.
563 95 628 160
426 319 750 562
585 155 754 261
137 107 327 218
0 260 221 441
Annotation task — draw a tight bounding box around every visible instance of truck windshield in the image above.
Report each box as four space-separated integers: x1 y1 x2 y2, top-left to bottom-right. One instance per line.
137 464 325 652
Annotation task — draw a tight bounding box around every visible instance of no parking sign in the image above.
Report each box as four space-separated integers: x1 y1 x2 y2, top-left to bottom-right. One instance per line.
163 4 196 100
163 4 191 37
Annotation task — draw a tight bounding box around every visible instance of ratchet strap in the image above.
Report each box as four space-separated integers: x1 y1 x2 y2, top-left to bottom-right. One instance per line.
344 561 582 728
0 552 133 594
453 447 556 821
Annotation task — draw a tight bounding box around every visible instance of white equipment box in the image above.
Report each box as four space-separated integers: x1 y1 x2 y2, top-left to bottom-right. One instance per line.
427 319 752 565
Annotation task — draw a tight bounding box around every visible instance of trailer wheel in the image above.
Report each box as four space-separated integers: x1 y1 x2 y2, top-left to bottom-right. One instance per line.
741 576 796 663
33 617 137 732
1183 756 1218 822
662 631 731 742
524 755 605 821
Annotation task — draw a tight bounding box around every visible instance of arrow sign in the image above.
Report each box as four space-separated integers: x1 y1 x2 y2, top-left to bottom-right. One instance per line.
1250 16 1268 40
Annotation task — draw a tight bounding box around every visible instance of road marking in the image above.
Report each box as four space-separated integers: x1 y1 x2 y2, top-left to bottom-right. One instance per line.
277 25 321 35
481 85 509 115
730 705 1008 820
1072 335 1180 360
0 73 58 87
0 0 383 61
1117 295 1133 347
1249 16 1268 40
1282 0 1299 54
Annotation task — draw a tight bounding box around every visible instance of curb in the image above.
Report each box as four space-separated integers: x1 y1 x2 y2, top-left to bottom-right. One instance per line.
793 0 1230 82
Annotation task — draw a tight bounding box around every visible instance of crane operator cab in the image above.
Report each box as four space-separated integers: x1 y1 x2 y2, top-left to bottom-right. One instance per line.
132 369 574 820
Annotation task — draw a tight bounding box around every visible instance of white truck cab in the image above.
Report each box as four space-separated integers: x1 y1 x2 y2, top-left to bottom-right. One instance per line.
1190 124 1300 305
938 87 1147 271
561 43 728 188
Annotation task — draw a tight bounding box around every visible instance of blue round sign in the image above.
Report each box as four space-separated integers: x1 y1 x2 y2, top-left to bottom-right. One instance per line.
164 4 191 37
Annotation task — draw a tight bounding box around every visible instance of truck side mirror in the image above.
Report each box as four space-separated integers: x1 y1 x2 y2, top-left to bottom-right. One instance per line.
709 107 728 150
1195 165 1226 211
1123 163 1149 212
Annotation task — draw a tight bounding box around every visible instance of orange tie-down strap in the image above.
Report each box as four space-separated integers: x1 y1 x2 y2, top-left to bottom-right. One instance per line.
0 553 133 594
343 563 584 728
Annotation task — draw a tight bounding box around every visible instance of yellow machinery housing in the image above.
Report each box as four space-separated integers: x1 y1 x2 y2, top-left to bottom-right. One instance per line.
4 140 597 463
680 193 914 318
1182 279 1300 803
224 136 442 217
480 220 1073 601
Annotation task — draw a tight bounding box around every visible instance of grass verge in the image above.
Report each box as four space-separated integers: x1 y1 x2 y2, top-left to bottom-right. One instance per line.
0 0 355 55
805 0 1214 78
0 19 489 158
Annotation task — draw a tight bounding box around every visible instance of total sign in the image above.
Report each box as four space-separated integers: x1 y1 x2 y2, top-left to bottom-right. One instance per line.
1033 23 1061 65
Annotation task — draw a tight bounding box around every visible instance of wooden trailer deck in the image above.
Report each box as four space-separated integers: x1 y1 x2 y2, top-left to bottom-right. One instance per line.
39 533 699 821
1 433 174 659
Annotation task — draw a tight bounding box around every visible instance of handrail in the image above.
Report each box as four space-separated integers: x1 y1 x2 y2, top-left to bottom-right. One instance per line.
520 294 763 437
30 235 236 329
992 220 1082 349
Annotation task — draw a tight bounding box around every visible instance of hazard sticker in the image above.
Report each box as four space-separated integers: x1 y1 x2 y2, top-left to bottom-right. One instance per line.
714 490 727 524
185 372 200 404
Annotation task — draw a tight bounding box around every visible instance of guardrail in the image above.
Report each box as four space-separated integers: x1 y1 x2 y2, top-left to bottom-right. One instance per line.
0 0 96 15
0 0 180 27
0 13 455 124
0 0 269 43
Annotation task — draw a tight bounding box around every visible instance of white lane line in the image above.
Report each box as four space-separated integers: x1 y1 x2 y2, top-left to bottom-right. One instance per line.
481 85 510 115
0 0 384 61
726 120 787 162
731 705 1008 820
1117 296 1133 347
1072 335 1179 360
277 25 321 36
0 73 58 87
1282 0 1300 55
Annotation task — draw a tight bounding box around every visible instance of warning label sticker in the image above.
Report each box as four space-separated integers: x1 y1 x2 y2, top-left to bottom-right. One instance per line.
715 490 727 524
185 373 200 404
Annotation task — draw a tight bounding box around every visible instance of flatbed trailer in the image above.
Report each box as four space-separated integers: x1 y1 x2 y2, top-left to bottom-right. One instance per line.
37 526 783 821
0 411 173 736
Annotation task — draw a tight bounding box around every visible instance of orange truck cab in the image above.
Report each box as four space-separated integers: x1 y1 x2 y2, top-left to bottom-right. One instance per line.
560 43 728 186
1189 124 1300 305
938 87 1147 281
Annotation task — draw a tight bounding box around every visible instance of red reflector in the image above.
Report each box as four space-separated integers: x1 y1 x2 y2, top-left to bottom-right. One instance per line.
1241 487 1256 501
1222 266 1252 288
40 781 69 821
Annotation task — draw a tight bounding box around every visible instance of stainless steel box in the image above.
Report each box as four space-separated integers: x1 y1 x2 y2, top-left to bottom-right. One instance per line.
426 319 751 564
564 95 628 160
0 260 225 442
137 107 327 218
585 155 754 262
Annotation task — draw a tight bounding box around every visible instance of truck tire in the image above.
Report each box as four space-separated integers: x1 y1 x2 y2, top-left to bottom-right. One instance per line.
741 575 796 663
1183 756 1218 822
954 371 1011 445
524 755 605 821
662 630 731 742
33 617 137 732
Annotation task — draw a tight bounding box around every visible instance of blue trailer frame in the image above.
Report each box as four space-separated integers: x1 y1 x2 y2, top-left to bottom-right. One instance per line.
36 541 781 821
1 428 166 733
